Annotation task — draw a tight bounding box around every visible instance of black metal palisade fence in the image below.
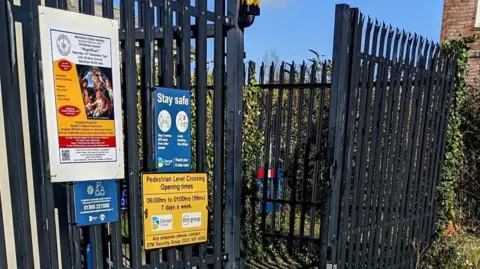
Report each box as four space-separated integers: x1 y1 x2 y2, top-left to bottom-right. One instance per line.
251 4 459 269
0 0 460 268
1 0 246 268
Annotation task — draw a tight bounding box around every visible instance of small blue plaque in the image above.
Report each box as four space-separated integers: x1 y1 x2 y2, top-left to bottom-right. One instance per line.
74 180 119 226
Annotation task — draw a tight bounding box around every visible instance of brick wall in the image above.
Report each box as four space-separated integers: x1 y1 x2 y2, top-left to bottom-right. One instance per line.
441 0 480 85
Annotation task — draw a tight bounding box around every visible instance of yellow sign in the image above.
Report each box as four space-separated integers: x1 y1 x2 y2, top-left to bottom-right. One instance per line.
244 0 259 6
142 173 208 250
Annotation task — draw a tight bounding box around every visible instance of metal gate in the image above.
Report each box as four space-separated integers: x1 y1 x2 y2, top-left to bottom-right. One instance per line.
0 0 254 268
326 5 457 269
250 4 460 269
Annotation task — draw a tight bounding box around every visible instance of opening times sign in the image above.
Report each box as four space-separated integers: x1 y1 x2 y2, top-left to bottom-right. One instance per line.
142 173 208 250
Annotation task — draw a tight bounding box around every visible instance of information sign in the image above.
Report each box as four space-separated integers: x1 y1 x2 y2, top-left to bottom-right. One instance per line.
142 173 208 250
154 88 191 172
74 179 119 226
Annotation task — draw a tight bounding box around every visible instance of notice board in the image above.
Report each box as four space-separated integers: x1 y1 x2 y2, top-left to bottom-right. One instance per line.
142 173 208 250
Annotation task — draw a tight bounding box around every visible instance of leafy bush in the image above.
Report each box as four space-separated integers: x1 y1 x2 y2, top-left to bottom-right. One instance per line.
422 232 480 269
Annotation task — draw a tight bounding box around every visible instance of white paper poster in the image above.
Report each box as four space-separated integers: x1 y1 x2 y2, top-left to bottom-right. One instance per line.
38 6 124 182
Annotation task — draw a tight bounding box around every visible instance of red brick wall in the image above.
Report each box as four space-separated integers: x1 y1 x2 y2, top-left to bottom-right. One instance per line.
441 0 480 85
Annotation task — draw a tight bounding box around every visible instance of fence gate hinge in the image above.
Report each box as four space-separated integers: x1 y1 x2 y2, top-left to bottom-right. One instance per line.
326 264 337 269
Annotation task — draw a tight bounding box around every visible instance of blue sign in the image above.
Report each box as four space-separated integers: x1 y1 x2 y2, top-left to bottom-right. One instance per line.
154 88 191 172
74 180 119 226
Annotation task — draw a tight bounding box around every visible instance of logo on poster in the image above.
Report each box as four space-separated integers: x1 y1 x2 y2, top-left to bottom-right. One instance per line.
151 215 173 231
176 111 189 133
56 34 71 56
182 212 202 228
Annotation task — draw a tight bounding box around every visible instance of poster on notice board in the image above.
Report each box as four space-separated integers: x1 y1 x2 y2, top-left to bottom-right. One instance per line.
38 6 124 182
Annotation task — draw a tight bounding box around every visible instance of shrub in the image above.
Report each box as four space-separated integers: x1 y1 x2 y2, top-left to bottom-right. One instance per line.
422 232 480 269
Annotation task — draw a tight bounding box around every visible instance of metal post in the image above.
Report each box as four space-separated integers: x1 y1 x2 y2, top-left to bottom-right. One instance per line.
213 0 225 267
324 4 352 267
0 1 35 268
16 0 60 267
122 0 143 266
225 0 244 268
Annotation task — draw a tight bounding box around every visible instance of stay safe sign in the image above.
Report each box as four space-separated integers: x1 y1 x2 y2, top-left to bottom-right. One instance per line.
142 173 208 250
154 88 191 172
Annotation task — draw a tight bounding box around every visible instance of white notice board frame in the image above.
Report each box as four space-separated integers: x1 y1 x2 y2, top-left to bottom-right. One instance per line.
38 6 124 182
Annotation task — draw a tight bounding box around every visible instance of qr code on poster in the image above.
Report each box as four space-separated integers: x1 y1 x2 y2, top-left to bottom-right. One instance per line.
61 149 71 162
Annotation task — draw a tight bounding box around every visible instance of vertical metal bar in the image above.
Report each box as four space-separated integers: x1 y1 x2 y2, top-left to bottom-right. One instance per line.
358 20 380 269
103 0 114 18
388 32 412 264
66 185 82 269
348 18 372 269
337 10 362 268
0 1 34 268
299 63 317 242
409 41 434 252
270 63 285 236
420 47 441 244
225 0 244 266
386 31 409 267
16 0 61 267
399 36 425 266
282 62 295 221
362 23 387 269
178 0 194 266
81 0 95 15
415 45 438 249
407 40 430 248
110 182 123 269
394 34 417 266
262 63 274 247
251 62 263 247
369 25 394 269
425 51 453 244
195 0 208 267
160 7 174 264
423 51 446 244
141 0 161 266
163 0 174 88
122 0 142 266
309 61 327 251
91 226 104 269
213 0 225 267
79 1 102 267
378 29 402 269
326 4 352 265
417 43 440 248
288 63 305 253
406 37 426 267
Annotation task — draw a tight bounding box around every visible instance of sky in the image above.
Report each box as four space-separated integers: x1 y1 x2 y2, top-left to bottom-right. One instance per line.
244 0 445 63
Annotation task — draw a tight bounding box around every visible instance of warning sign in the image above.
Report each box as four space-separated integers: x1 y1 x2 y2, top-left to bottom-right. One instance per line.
142 173 208 250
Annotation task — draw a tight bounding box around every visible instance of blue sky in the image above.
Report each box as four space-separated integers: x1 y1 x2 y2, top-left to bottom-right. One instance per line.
244 0 445 63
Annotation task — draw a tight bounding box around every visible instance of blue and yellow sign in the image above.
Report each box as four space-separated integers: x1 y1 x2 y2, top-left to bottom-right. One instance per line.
154 88 191 172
